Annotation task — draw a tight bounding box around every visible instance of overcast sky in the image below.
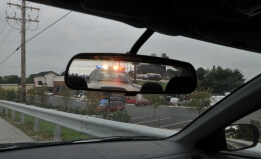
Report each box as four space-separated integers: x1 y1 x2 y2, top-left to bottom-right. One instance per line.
0 0 261 81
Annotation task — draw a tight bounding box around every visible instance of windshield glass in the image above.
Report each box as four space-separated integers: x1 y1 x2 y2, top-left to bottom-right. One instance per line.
0 0 261 147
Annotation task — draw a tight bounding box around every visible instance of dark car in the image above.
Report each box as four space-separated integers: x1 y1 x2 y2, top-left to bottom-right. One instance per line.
147 74 162 81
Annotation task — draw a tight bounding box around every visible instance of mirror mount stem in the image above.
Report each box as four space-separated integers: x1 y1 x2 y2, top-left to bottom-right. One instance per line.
128 29 154 55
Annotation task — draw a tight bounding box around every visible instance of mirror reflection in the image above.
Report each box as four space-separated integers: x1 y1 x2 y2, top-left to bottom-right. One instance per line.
225 124 255 150
68 59 181 92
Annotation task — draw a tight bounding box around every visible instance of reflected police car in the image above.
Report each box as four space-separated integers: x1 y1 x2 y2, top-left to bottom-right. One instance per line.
87 65 137 91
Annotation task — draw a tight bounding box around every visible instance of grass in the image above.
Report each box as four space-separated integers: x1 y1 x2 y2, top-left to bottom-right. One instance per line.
137 80 168 89
0 111 91 141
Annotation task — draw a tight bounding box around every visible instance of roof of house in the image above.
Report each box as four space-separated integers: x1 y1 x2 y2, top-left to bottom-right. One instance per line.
36 71 59 76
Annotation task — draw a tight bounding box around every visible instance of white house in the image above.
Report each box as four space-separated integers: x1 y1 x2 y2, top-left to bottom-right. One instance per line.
34 71 59 91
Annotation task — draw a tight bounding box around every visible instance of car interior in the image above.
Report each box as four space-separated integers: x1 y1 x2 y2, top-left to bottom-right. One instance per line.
0 0 261 159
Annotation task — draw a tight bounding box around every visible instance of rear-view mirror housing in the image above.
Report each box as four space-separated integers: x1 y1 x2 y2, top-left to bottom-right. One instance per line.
65 53 197 95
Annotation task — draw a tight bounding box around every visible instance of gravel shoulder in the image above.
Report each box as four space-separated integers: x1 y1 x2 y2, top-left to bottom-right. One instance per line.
0 117 34 143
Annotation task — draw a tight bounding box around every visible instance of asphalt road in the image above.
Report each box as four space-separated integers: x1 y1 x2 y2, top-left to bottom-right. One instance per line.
48 95 261 131
126 104 198 130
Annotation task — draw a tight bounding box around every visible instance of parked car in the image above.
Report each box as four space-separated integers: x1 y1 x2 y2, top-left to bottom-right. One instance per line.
168 97 180 106
44 91 54 96
135 99 151 106
126 99 136 104
210 95 225 106
97 100 126 112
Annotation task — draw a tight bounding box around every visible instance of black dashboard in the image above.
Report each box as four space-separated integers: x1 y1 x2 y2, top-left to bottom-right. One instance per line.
0 140 210 159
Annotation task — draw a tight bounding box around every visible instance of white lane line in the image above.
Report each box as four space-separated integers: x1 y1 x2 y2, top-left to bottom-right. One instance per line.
135 117 172 124
160 120 193 128
131 115 152 119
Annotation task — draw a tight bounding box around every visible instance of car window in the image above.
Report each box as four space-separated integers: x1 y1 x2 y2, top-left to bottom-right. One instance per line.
0 0 261 148
221 109 261 157
110 101 117 107
117 101 125 106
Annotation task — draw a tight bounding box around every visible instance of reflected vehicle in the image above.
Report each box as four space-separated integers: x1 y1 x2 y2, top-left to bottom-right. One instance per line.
147 73 162 81
87 65 135 91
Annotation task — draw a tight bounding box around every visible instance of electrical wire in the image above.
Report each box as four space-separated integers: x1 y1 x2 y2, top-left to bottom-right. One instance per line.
0 5 16 35
23 10 72 46
7 18 21 30
0 10 72 66
0 32 19 58
0 5 8 20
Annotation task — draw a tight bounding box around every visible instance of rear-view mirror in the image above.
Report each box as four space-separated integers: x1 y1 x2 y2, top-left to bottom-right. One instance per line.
65 53 197 95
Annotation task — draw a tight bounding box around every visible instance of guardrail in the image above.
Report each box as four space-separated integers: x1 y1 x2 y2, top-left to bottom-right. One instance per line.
0 100 175 141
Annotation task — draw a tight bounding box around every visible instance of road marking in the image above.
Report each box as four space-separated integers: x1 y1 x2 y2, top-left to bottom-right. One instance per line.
160 120 193 128
135 117 172 124
131 115 152 119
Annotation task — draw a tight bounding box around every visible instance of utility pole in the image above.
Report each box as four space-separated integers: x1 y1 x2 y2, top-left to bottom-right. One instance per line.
6 0 39 103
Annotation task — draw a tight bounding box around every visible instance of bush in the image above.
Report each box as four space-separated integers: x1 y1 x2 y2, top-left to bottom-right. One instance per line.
103 110 131 123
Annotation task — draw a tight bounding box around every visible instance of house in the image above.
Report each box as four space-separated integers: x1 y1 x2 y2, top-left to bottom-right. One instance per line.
34 71 64 92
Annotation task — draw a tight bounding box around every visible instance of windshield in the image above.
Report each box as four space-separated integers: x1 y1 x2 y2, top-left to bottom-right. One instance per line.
0 0 261 148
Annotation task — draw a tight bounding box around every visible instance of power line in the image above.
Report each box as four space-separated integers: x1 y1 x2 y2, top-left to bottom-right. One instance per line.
24 11 72 45
0 5 8 20
0 5 16 36
0 10 72 66
0 21 18 57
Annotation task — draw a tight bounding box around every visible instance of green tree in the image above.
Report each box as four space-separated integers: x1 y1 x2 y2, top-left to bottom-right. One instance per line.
36 86 49 107
26 74 36 84
186 88 212 115
3 75 20 84
6 89 17 101
196 67 208 82
143 94 164 127
0 76 4 84
151 53 157 57
59 85 73 111
85 91 100 115
161 53 169 58
103 110 131 123
196 66 245 94
0 87 7 99
27 87 37 105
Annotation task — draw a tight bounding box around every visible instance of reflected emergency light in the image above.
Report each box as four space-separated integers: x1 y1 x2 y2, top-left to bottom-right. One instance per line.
96 65 125 71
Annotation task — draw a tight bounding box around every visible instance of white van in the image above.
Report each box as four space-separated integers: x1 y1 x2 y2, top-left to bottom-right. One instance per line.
169 97 180 106
210 96 225 106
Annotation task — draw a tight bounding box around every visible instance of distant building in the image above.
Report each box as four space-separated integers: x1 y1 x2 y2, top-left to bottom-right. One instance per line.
53 76 66 95
34 71 64 92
